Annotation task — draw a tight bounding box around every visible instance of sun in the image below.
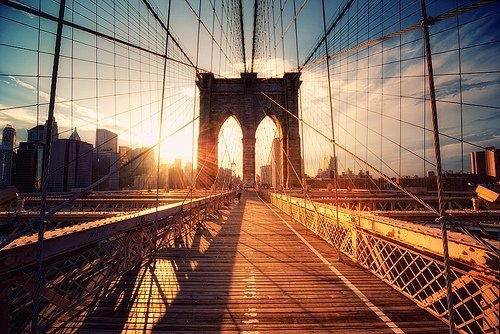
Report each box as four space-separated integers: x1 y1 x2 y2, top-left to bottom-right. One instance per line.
159 127 196 166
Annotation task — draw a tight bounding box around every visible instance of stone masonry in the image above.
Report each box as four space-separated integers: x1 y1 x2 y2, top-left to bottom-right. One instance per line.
197 72 301 188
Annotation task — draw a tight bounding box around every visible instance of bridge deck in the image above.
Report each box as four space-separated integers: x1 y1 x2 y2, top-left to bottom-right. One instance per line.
51 192 447 333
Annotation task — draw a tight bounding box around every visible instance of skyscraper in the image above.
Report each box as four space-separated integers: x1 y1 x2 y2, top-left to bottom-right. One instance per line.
471 151 486 176
471 147 499 182
260 165 272 187
69 128 81 141
93 129 119 190
15 124 47 192
48 133 93 192
96 128 118 153
15 124 46 192
118 146 156 189
27 125 45 143
321 156 337 178
0 124 16 186
44 117 58 143
271 137 281 188
2 124 16 148
15 142 40 192
485 147 500 180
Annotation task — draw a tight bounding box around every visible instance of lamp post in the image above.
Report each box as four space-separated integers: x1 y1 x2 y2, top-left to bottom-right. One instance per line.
230 161 236 189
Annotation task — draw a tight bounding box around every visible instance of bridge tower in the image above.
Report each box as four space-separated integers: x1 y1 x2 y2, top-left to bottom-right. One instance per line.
197 72 301 188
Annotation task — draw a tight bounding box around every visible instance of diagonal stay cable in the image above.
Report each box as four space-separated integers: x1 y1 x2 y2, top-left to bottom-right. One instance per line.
259 90 439 214
0 0 196 69
254 89 326 227
301 0 496 70
259 90 500 257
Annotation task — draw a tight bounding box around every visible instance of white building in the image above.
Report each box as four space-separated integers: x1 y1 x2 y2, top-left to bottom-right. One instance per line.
260 165 272 187
271 137 281 188
0 125 16 186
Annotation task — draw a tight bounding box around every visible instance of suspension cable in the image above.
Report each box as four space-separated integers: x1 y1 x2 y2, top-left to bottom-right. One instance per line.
154 0 172 257
31 1 66 332
419 1 456 331
321 0 342 261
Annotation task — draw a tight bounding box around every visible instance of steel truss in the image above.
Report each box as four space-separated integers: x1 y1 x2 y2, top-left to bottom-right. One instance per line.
262 191 499 334
0 192 234 333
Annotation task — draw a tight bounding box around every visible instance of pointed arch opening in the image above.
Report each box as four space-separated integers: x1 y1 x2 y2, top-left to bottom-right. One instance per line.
217 115 243 188
255 116 281 188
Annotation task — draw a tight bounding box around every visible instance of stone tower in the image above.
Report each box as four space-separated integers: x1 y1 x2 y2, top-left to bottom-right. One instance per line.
197 72 301 188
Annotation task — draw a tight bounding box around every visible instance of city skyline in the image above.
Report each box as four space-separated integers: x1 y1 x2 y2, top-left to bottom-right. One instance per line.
2 121 497 182
0 1 499 180
0 3 497 333
0 120 222 192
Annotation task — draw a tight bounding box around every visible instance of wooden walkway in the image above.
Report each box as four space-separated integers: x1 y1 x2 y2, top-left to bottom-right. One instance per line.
52 191 448 333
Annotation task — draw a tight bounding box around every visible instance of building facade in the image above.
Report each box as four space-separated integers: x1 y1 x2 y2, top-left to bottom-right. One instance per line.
260 165 272 187
48 137 93 192
271 138 281 188
0 125 16 186
93 129 119 190
15 142 41 192
119 147 155 189
471 147 499 182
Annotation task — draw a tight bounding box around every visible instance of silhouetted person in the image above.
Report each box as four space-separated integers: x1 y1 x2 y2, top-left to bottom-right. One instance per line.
236 186 242 202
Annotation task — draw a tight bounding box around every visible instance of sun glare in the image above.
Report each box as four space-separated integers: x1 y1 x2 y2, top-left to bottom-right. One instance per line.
218 116 243 177
255 116 279 170
159 128 196 166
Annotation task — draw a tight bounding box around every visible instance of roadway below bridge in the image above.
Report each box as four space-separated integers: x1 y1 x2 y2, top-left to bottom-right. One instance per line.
52 191 447 333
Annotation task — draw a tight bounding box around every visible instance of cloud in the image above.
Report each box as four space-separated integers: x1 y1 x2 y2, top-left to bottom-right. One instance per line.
8 1 36 18
8 76 35 90
295 18 500 177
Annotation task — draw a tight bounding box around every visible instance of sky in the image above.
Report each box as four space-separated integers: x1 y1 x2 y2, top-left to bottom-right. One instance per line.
0 0 499 178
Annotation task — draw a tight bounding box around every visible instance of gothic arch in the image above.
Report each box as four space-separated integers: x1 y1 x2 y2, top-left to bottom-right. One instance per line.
255 107 284 139
197 72 301 188
215 109 243 138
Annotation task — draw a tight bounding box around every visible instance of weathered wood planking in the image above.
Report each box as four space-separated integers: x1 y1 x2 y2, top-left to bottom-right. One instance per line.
51 192 447 333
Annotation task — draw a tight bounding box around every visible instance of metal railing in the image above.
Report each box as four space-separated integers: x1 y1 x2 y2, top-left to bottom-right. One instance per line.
261 191 499 334
0 191 234 333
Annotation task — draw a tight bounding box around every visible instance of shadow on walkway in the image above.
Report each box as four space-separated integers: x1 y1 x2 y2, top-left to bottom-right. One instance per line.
53 198 245 333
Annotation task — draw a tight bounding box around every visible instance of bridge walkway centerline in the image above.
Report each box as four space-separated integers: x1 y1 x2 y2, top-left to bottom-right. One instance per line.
51 191 447 333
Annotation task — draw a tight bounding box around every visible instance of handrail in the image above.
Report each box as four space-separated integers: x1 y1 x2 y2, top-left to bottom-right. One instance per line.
0 191 235 333
261 190 499 333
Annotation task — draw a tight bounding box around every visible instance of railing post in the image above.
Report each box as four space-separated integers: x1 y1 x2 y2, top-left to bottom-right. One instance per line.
350 223 358 263
481 283 499 333
0 282 11 334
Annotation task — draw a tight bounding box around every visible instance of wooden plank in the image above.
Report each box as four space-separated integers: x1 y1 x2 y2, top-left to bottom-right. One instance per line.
50 192 448 333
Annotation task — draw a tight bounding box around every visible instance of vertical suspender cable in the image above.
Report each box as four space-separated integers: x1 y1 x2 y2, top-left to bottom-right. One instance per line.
278 0 289 186
278 0 285 71
321 0 341 261
419 0 456 332
31 1 66 332
95 1 100 191
398 0 402 176
292 0 307 227
251 0 258 73
271 1 277 77
219 1 224 76
193 0 202 197
36 0 41 127
239 0 247 72
71 1 74 133
154 0 172 256
210 0 217 73
455 0 464 173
